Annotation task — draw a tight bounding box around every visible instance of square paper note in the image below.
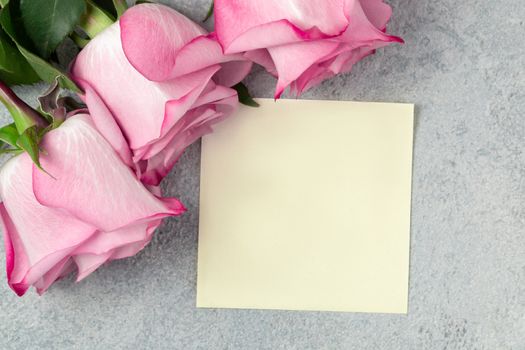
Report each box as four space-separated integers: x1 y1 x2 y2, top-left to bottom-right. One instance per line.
197 99 414 313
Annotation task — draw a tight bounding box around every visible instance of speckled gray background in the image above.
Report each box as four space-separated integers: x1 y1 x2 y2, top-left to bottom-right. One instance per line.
0 0 524 349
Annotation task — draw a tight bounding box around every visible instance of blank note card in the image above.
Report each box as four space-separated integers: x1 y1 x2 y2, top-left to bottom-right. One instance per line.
197 99 414 313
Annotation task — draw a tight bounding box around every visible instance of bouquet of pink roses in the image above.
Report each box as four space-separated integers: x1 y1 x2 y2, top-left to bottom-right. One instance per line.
0 0 401 296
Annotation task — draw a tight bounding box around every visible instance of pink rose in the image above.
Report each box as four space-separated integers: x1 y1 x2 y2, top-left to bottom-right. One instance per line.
0 114 185 296
72 3 252 186
214 0 403 98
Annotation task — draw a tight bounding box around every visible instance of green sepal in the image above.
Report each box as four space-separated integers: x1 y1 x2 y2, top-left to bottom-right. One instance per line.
113 0 127 17
16 125 43 170
0 3 81 92
0 146 22 155
233 83 259 108
78 0 115 39
203 1 214 22
0 122 18 147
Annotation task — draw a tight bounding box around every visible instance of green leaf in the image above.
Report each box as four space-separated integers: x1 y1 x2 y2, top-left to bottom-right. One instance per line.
203 1 214 22
0 122 18 146
0 27 39 85
0 0 8 8
18 0 86 59
233 83 259 107
16 125 43 170
0 3 80 92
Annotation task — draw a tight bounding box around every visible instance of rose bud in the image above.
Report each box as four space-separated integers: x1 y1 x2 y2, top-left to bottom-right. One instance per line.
214 0 403 98
0 114 185 296
72 3 252 186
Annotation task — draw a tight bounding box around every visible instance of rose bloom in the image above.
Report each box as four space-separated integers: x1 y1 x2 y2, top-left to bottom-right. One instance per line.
214 0 402 98
72 3 252 186
0 114 185 296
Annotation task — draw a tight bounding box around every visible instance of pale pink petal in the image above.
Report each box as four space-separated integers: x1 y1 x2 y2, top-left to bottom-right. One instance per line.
140 104 233 185
81 81 133 168
341 0 403 44
244 49 277 77
160 65 221 138
359 0 393 30
34 258 74 295
268 40 339 98
74 252 112 282
32 115 185 232
109 220 161 260
74 224 150 256
137 84 237 185
213 60 253 87
72 24 222 150
0 156 96 296
214 0 348 53
167 35 249 81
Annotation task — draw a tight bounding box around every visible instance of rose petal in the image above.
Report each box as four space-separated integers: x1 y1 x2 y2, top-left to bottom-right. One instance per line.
213 60 254 87
32 115 185 232
244 49 277 77
268 40 339 98
0 156 96 296
74 224 150 256
119 3 207 81
359 0 393 31
34 258 74 295
74 252 112 282
81 81 133 168
120 4 249 81
72 24 225 150
214 0 348 53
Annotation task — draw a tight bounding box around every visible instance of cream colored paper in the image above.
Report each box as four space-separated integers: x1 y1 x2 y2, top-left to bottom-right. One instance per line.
197 99 414 314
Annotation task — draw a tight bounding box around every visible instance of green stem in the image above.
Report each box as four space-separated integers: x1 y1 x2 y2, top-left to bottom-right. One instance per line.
0 81 48 134
78 0 115 39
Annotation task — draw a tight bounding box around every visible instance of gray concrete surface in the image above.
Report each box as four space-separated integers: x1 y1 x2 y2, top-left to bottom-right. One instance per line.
0 0 524 349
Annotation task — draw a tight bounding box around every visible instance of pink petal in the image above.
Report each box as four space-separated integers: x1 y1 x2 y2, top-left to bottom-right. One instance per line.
213 60 253 87
109 220 161 260
214 0 348 53
32 114 185 232
244 49 277 77
160 65 221 138
268 40 339 98
341 0 403 44
359 0 393 31
140 105 231 185
34 258 74 295
119 3 207 81
0 156 96 296
120 4 249 81
72 24 222 150
74 224 150 256
74 252 112 282
137 83 238 185
81 81 134 168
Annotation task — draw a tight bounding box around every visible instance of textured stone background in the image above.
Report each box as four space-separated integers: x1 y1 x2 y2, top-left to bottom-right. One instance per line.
0 0 524 349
